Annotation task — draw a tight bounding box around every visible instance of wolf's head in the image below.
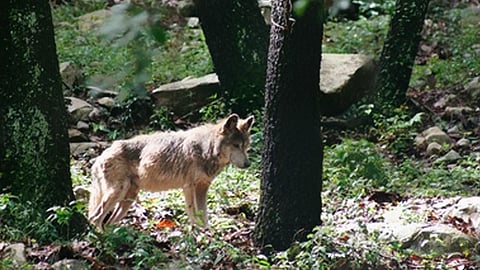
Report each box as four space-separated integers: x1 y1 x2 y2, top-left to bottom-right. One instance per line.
216 114 254 169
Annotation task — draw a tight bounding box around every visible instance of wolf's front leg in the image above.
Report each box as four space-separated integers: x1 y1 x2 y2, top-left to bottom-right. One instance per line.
194 182 209 226
183 183 209 226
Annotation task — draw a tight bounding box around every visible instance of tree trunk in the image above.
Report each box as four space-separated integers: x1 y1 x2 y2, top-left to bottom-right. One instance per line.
254 0 324 251
0 1 75 213
374 0 430 113
193 0 269 116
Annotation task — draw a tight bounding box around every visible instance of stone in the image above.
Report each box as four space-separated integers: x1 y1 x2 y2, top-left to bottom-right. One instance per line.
403 224 477 254
151 54 376 116
59 62 82 91
151 73 220 115
70 142 110 157
444 106 473 117
465 76 480 101
437 150 462 163
4 243 26 266
433 94 456 109
87 86 118 99
88 107 104 122
187 17 200 28
414 135 427 149
318 53 377 115
65 97 94 123
456 138 471 149
426 142 442 156
422 126 451 145
446 197 480 235
78 9 111 32
52 259 88 270
97 97 116 109
68 129 88 142
73 186 90 202
76 121 90 132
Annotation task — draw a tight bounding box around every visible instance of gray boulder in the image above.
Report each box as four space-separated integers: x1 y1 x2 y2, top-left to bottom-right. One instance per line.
65 97 94 123
151 74 220 115
151 54 376 116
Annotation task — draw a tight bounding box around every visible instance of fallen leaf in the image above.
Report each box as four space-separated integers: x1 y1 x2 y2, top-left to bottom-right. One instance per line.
156 218 176 229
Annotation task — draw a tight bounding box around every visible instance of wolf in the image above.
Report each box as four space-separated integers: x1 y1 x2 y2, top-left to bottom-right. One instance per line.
88 114 254 229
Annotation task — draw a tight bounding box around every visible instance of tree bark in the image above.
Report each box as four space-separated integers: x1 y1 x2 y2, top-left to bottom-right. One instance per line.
374 0 430 113
254 0 324 251
0 1 75 213
193 0 269 116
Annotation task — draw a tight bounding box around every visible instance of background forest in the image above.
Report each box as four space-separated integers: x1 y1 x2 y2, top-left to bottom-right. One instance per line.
1 0 480 269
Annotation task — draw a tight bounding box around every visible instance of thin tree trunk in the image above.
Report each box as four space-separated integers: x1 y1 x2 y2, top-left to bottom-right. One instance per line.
254 0 324 252
0 0 74 212
375 0 430 113
193 0 269 115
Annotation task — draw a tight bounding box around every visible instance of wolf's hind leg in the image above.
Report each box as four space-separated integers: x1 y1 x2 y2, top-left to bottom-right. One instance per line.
89 181 130 229
106 182 139 225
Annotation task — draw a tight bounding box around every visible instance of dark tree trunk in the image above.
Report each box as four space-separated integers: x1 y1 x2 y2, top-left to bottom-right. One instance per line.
374 0 430 113
254 0 324 251
0 1 75 213
193 0 269 115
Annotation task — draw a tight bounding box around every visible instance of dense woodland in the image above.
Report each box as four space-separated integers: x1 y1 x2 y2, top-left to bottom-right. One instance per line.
1 0 480 269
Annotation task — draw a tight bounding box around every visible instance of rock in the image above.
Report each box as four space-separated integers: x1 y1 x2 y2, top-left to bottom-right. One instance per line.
68 129 88 142
152 73 220 115
52 259 88 270
433 94 456 109
65 97 94 123
152 54 376 116
78 9 110 32
456 138 471 149
59 62 82 92
466 76 480 101
96 97 116 109
444 106 473 117
446 197 480 235
70 142 110 157
4 243 26 266
403 224 477 254
426 142 442 156
422 126 451 145
88 107 104 122
415 135 427 149
73 186 90 202
318 53 377 115
436 150 462 163
87 86 118 99
187 17 200 28
76 121 90 132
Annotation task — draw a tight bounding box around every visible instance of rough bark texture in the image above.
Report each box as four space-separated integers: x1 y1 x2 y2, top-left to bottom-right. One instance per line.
0 0 74 212
375 0 430 113
254 0 324 251
193 0 269 116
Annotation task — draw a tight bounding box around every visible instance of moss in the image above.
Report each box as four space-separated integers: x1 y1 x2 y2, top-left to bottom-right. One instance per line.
5 107 52 205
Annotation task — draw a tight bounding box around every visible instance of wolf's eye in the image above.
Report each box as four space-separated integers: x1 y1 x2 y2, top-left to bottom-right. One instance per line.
233 143 241 148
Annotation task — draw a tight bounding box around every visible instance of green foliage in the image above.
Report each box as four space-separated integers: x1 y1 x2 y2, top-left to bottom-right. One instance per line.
411 7 480 88
88 227 170 269
52 1 212 105
375 107 425 156
324 139 388 197
0 193 55 243
324 15 389 55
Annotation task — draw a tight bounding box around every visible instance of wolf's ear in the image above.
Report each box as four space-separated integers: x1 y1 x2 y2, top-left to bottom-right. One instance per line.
220 114 239 134
239 115 254 132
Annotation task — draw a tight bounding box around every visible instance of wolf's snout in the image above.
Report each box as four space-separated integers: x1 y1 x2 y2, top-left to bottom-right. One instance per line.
242 160 251 168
